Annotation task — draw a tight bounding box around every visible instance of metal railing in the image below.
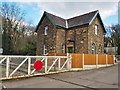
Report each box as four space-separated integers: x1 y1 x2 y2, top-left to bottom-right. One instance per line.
0 54 71 80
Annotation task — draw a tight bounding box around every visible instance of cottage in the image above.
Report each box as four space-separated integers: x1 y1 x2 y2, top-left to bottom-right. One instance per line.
35 10 106 55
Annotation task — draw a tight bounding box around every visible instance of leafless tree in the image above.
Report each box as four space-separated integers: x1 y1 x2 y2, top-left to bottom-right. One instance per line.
1 2 26 54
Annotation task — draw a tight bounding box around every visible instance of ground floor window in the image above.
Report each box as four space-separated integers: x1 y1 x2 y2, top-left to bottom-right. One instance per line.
43 45 47 55
92 43 95 54
62 44 65 53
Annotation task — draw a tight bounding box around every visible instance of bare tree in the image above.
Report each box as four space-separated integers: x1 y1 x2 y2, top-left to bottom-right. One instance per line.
111 24 120 46
1 2 26 54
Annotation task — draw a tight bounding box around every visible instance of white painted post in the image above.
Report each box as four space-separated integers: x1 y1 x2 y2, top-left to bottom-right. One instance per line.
96 54 98 68
58 58 60 70
106 54 108 66
66 53 69 70
69 54 72 70
28 57 31 75
82 53 84 70
113 55 115 64
6 57 10 78
45 57 47 73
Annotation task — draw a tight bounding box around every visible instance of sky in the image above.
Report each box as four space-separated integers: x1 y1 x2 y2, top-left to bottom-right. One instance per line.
1 1 119 27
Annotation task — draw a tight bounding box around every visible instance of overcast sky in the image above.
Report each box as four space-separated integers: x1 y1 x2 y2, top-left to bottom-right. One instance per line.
1 1 119 27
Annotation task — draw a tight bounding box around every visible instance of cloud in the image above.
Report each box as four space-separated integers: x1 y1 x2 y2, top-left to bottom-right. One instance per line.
37 2 118 21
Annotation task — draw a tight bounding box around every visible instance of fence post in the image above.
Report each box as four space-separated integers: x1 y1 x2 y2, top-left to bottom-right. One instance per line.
106 54 108 66
28 57 31 75
69 54 72 70
67 53 70 70
58 57 60 70
113 55 115 64
6 57 10 78
96 54 98 68
45 57 47 73
67 53 72 70
82 53 84 70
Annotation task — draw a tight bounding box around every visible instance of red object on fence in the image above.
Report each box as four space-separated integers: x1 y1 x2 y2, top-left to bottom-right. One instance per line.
34 60 43 70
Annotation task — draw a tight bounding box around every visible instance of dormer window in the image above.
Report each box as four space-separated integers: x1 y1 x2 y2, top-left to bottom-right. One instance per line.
95 24 98 35
44 26 48 35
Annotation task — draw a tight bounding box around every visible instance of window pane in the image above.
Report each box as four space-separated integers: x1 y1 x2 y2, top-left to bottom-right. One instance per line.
95 25 98 35
45 26 48 35
44 45 47 55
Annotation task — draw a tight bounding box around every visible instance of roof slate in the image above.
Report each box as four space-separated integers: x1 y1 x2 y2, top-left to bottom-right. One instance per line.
45 12 66 28
67 10 98 28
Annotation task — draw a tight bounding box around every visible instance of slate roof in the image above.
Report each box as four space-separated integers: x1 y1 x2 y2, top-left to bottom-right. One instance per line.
36 10 106 32
45 12 66 28
67 10 98 28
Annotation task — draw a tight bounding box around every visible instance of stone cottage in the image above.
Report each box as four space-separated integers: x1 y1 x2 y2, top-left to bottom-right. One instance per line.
35 10 106 55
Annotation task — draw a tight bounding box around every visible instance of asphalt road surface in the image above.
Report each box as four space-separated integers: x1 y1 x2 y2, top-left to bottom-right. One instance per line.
2 64 119 89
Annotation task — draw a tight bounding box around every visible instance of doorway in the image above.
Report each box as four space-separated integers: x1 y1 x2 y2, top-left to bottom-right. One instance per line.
68 47 73 53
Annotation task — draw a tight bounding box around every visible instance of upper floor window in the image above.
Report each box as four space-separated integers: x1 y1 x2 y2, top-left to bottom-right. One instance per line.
44 26 48 35
95 25 98 35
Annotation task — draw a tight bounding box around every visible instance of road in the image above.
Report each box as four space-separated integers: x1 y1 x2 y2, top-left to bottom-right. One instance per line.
2 64 119 89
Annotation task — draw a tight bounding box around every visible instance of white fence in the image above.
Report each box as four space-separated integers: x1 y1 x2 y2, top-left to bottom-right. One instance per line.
0 55 71 80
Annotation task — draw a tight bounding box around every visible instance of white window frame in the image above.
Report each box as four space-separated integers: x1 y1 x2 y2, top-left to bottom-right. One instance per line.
92 44 95 54
62 44 65 53
95 25 98 35
43 45 48 55
44 26 48 35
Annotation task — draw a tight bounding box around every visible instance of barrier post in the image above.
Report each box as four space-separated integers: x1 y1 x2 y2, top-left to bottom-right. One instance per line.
28 57 31 75
58 57 60 70
67 53 71 70
69 54 72 70
45 57 47 73
6 57 10 78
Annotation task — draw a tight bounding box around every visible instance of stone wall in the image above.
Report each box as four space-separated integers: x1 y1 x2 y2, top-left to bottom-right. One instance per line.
56 29 66 53
75 26 88 53
66 29 75 53
88 15 104 54
36 16 57 55
66 26 88 53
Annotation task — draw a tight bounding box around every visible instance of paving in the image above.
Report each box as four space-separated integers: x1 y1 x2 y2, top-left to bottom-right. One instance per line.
2 64 119 89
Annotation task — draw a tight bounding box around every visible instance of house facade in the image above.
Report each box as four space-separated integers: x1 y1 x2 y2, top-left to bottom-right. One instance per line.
36 10 106 55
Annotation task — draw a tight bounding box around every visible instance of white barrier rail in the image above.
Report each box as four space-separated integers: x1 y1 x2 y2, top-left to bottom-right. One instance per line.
0 54 71 80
